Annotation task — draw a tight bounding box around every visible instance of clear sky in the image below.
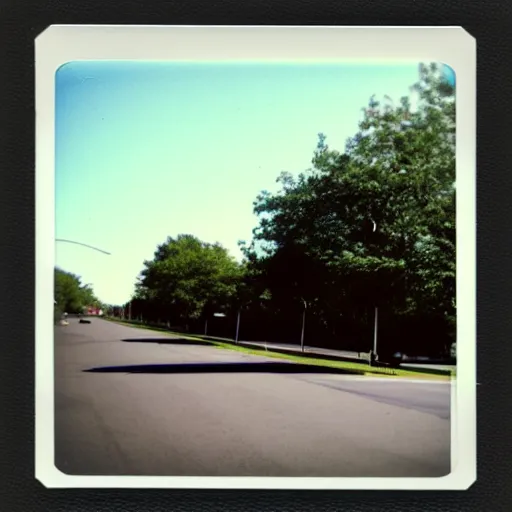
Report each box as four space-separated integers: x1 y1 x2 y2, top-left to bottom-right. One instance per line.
55 60 423 305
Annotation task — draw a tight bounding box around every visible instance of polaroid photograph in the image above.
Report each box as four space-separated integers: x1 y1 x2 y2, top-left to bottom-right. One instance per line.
35 25 476 489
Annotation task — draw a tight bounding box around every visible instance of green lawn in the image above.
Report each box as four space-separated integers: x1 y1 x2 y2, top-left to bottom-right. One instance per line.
106 318 455 380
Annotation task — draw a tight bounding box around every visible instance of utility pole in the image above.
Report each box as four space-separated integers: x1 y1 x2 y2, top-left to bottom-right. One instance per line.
300 300 307 353
235 309 241 344
373 306 379 360
128 301 132 321
204 317 208 335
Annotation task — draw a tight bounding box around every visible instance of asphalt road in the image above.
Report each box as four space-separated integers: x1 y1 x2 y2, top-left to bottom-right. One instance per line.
55 318 452 477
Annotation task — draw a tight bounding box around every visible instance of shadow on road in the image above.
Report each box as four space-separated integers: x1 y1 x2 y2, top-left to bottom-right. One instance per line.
121 337 211 346
84 361 364 375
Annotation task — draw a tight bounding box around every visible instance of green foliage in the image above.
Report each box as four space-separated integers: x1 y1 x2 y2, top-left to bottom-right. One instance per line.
54 267 101 316
135 234 243 322
130 62 456 356
242 62 456 353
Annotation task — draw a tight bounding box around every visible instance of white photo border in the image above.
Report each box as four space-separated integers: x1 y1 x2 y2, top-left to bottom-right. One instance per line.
35 25 476 490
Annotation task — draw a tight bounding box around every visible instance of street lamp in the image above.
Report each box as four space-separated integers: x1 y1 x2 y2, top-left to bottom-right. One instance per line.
372 306 379 364
56 238 111 255
235 308 241 344
300 299 307 353
55 239 110 316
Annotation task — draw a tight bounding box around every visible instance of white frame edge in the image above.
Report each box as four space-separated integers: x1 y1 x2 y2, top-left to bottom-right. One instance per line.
35 25 476 490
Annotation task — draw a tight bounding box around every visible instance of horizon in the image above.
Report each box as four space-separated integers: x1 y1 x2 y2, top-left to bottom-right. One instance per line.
55 61 427 305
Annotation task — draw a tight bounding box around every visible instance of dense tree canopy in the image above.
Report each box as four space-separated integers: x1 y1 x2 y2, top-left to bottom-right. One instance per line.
133 234 243 325
124 62 456 357
239 62 455 355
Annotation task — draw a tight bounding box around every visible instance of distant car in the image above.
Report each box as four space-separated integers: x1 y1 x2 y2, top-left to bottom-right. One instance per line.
79 318 91 324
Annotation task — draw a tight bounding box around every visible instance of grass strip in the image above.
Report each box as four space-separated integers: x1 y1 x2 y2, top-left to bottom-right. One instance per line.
106 317 454 380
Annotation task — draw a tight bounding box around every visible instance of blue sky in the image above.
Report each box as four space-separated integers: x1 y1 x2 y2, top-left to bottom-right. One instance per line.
55 61 424 305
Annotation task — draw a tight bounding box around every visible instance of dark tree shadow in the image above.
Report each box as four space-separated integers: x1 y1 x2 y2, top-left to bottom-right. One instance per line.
121 337 211 346
84 361 364 375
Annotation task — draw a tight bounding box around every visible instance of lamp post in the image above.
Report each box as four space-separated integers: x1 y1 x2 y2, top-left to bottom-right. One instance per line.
235 309 241 344
55 240 110 316
373 306 379 362
56 238 111 255
300 299 307 353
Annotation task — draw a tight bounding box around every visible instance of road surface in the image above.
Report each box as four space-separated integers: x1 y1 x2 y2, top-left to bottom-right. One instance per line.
55 319 452 477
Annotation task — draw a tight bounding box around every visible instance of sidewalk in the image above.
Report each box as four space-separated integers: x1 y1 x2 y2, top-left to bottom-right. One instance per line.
109 318 455 374
236 341 455 373
238 341 366 362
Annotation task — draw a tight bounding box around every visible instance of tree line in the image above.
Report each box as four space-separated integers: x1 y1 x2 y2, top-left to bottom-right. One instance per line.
120 62 455 358
54 267 105 322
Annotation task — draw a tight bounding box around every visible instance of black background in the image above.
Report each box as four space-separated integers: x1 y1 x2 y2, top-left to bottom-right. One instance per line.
1 0 511 510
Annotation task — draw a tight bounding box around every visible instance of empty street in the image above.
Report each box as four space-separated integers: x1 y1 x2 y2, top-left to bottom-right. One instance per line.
55 318 452 477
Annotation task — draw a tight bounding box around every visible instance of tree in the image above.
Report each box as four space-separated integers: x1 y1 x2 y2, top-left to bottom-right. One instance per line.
54 267 101 319
134 234 243 327
243 62 456 355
